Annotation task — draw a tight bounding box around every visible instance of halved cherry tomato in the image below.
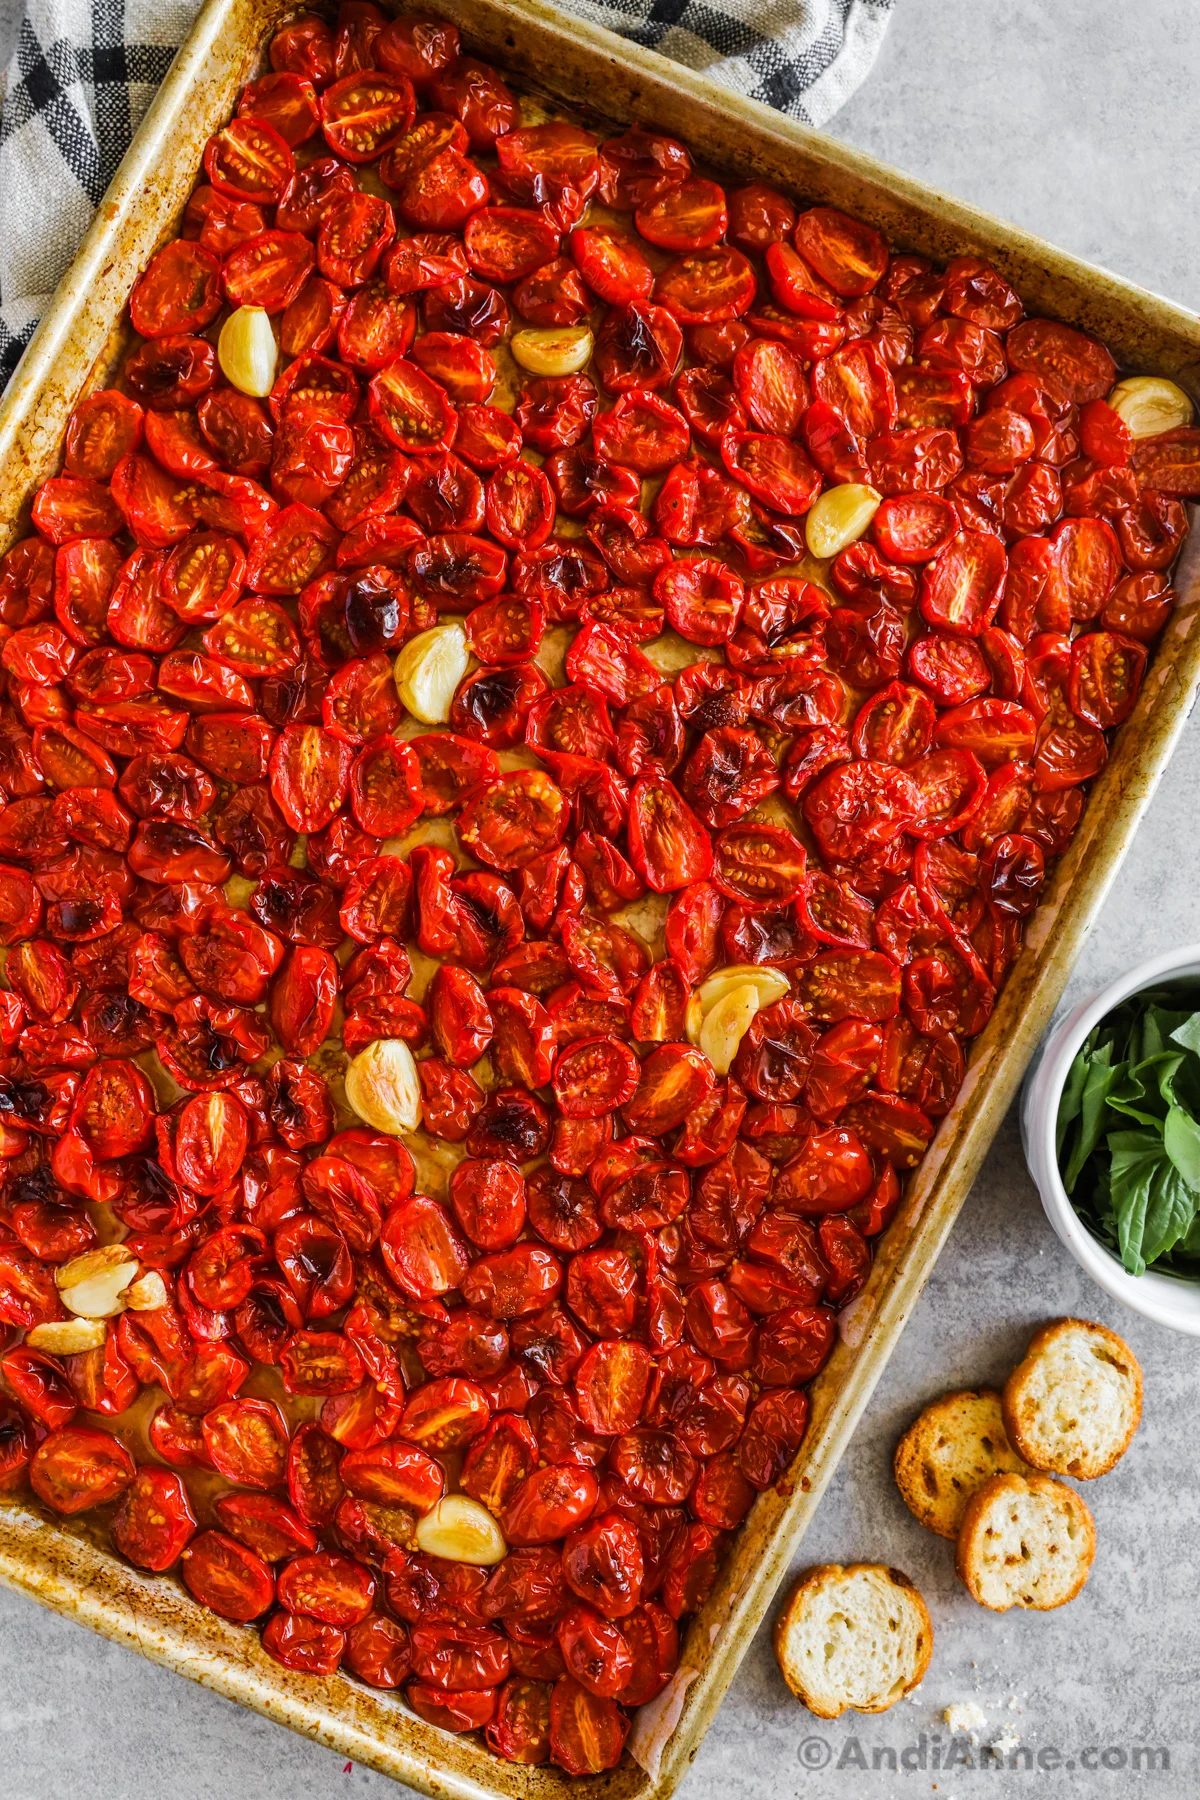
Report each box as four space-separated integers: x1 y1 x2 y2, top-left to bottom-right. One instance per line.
130 241 222 338
30 1425 135 1514
1006 317 1116 403
321 71 416 162
654 247 756 324
205 117 295 203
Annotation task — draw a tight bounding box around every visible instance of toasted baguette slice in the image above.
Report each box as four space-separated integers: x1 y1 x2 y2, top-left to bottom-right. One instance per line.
1002 1317 1142 1479
956 1472 1095 1611
894 1388 1031 1539
774 1563 932 1718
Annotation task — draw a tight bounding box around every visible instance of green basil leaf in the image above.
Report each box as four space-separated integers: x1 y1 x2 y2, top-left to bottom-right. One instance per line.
1137 1007 1173 1062
1106 1012 1136 1065
1062 1041 1124 1193
1131 1051 1185 1112
1092 1154 1117 1237
1107 1127 1164 1276
1142 1158 1198 1265
1056 1035 1094 1163
1171 1051 1200 1120
1103 1061 1163 1127
1164 1104 1200 1191
1169 1014 1200 1059
1139 1005 1194 1053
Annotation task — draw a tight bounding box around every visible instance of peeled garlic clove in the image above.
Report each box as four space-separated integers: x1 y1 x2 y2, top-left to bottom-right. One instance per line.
510 326 594 377
345 1037 422 1135
394 622 469 724
805 482 882 559
1106 375 1194 438
55 1245 138 1318
686 963 790 1043
415 1494 507 1565
217 305 278 398
698 982 761 1075
26 1317 108 1354
125 1269 169 1312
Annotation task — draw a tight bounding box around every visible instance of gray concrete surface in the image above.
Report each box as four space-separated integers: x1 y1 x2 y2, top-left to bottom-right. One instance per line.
2 1 1200 1796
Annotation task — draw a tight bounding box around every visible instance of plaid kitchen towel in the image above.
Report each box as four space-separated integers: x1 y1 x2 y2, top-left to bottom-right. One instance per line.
0 0 895 387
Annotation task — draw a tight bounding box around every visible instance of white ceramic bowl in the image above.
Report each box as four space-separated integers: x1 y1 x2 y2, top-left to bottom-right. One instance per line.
1021 943 1200 1336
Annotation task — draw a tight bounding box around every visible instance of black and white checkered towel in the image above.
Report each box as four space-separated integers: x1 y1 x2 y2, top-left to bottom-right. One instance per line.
0 0 895 388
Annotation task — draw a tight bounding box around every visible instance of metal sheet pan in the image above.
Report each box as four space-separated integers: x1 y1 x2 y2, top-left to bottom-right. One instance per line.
1 1 1199 1794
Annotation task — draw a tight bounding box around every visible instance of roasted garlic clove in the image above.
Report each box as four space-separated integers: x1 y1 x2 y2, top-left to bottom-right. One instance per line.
344 1037 422 1134
26 1317 109 1354
805 482 882 559
510 326 594 376
217 305 278 398
414 1494 507 1565
394 622 469 724
1106 375 1194 438
55 1245 138 1319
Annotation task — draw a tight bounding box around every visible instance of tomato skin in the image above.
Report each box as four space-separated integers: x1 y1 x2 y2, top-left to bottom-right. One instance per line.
1101 572 1173 643
654 247 756 325
430 965 494 1069
269 723 354 832
627 775 713 892
2 1347 78 1428
270 944 338 1056
431 58 518 150
721 427 821 517
320 71 416 163
376 16 460 86
1007 318 1116 403
30 1424 136 1514
270 14 335 84
113 1466 197 1571
503 1464 599 1546
204 117 295 204
182 1529 275 1621
65 391 145 479
457 769 568 871
130 241 222 338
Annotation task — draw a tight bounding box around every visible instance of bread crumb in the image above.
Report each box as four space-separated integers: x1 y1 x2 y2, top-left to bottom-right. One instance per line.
990 1728 1021 1755
943 1702 987 1737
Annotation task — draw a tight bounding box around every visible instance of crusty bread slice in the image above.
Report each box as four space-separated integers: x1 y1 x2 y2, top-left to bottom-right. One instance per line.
955 1472 1095 1611
773 1563 932 1718
1002 1317 1142 1479
894 1388 1031 1539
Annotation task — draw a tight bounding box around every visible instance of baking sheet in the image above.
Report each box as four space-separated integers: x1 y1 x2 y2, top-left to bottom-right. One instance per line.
1 2 1200 1795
